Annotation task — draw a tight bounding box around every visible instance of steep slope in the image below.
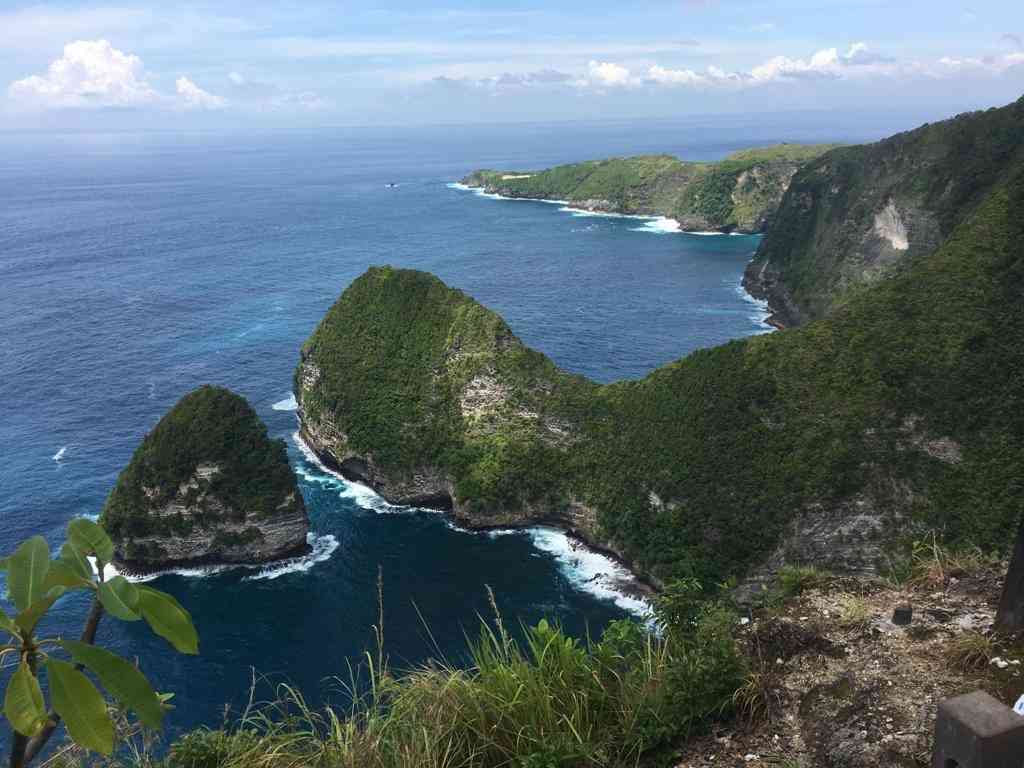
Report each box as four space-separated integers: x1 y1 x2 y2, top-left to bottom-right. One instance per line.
100 386 310 572
745 96 1024 326
462 144 837 233
298 160 1023 585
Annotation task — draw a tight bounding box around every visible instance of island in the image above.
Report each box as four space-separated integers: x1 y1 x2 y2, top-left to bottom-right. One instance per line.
99 385 310 573
461 144 838 233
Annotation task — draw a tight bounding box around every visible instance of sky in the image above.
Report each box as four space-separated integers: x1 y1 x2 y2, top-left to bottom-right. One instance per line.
1 0 1023 131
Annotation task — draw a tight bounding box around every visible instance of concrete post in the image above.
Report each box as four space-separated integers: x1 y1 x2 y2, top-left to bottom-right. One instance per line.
932 691 1024 768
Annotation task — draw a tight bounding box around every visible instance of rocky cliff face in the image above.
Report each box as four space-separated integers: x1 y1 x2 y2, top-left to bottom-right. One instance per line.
295 200 1023 588
462 145 836 234
745 96 1024 326
100 386 310 572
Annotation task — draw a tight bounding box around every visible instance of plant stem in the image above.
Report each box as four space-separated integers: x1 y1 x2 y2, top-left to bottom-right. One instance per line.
22 598 106 765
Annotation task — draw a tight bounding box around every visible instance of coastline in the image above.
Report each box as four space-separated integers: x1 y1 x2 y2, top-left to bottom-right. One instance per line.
449 181 746 236
292 425 657 615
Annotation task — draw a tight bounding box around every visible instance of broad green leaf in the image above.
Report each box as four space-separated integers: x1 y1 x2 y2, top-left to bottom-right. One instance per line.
98 577 141 621
4 662 47 737
137 587 199 655
59 542 94 583
0 607 19 637
68 519 114 564
15 586 66 634
60 641 164 730
46 659 114 755
43 561 92 592
7 536 51 613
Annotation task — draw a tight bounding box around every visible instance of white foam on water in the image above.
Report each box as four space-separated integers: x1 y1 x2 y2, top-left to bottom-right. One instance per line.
630 217 681 234
92 532 338 584
272 393 298 411
733 281 775 334
291 431 423 515
683 230 729 236
52 446 67 462
243 534 339 581
524 527 652 618
446 182 568 205
290 434 649 616
557 206 658 221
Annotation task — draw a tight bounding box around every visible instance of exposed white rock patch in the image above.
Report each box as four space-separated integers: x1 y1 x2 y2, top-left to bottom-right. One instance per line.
501 174 533 180
873 199 909 251
459 372 511 419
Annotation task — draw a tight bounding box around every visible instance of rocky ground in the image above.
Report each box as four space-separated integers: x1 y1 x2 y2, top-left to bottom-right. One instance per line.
674 556 1023 768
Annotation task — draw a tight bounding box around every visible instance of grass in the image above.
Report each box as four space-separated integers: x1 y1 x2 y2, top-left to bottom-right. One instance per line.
883 532 1002 589
777 566 829 599
945 632 999 674
836 596 872 631
76 599 745 768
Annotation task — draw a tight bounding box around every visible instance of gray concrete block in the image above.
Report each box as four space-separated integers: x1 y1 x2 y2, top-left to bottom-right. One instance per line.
932 690 1024 768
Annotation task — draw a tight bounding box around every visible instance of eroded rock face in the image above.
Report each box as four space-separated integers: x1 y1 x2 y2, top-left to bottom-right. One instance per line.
746 97 1024 325
100 386 310 573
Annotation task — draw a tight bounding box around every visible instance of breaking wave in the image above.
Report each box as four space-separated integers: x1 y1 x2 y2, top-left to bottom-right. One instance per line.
95 532 338 584
272 393 298 411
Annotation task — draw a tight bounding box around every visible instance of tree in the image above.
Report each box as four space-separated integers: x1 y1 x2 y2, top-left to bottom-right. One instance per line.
1 518 198 767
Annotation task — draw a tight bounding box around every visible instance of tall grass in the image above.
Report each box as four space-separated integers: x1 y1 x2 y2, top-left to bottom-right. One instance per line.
152 596 743 768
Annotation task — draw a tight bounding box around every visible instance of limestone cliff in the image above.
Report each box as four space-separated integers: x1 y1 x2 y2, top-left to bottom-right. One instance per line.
745 95 1024 326
461 145 837 233
100 386 309 572
295 173 1023 589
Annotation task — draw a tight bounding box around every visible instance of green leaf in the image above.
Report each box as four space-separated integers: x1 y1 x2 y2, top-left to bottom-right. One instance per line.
0 606 19 637
59 542 94 583
15 586 66 634
6 536 52 613
98 577 141 621
43 560 93 592
60 641 164 730
46 659 114 755
68 519 115 564
4 662 47 737
137 587 199 655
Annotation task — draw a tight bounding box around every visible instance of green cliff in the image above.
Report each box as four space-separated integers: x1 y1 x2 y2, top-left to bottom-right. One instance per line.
745 96 1024 326
100 386 309 572
462 144 838 233
297 146 1023 585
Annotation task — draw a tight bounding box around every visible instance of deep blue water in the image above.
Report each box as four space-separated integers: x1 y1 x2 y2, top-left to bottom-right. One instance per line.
0 112 920 742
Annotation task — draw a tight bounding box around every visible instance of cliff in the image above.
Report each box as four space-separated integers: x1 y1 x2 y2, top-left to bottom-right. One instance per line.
745 96 1024 326
99 386 310 572
297 134 1024 587
461 144 838 233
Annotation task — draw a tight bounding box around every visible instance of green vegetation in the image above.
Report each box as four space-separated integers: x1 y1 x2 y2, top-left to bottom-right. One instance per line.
749 96 1024 323
0 519 198 767
77 585 743 768
301 141 1024 585
100 386 303 543
463 144 837 232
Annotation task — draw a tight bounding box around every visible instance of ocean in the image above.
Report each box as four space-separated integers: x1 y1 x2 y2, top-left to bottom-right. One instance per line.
0 110 923 742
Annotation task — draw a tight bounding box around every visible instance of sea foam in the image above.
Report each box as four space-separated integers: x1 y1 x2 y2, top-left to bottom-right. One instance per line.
94 532 338 584
52 446 67 462
272 393 298 411
629 217 681 234
292 432 650 616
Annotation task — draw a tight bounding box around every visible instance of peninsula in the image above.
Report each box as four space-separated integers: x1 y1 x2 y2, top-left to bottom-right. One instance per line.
461 144 838 233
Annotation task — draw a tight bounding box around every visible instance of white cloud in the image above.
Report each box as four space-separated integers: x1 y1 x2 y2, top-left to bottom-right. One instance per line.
586 60 633 87
228 71 246 85
7 39 158 108
175 76 226 109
